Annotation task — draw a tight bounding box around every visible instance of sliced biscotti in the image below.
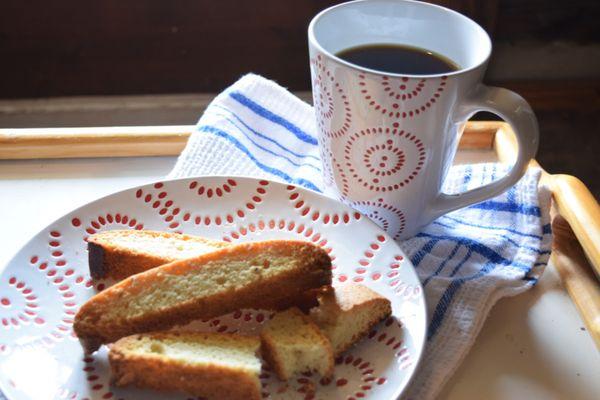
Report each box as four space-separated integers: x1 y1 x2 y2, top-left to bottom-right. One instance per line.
87 230 229 280
260 307 334 381
74 240 332 352
310 284 392 356
109 332 261 400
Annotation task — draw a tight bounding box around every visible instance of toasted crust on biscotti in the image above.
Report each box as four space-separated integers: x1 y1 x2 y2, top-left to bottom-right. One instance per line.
74 240 332 352
310 284 392 356
87 230 229 280
260 307 334 381
109 332 261 400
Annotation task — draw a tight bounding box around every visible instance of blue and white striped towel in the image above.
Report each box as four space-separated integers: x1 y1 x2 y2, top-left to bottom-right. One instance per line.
169 74 552 399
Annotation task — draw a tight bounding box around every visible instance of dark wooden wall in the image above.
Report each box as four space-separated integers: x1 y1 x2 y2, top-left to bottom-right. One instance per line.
0 0 331 98
1 0 597 98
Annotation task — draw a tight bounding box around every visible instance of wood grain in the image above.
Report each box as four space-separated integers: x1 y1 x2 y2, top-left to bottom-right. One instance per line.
551 215 600 349
0 121 497 160
0 126 193 159
552 175 600 278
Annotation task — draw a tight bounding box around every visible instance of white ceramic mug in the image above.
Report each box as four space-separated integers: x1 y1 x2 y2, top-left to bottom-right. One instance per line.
308 0 539 240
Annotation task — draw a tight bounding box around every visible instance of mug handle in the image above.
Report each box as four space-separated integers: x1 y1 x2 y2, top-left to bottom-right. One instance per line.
427 84 539 221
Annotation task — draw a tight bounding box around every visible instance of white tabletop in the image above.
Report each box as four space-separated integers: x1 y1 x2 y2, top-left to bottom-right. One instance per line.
1 156 598 399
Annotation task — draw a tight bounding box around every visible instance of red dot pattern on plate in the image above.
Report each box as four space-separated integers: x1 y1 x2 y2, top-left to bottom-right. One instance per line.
136 179 269 230
386 253 420 300
369 317 414 370
388 276 422 300
311 55 352 138
348 235 387 284
221 219 334 261
74 213 145 240
0 277 40 330
56 387 79 400
286 185 362 225
350 201 406 240
358 73 448 119
205 310 270 335
188 178 239 198
260 353 387 400
344 127 426 192
23 231 80 343
81 355 114 399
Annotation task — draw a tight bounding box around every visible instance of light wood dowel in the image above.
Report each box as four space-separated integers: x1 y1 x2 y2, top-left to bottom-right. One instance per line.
552 175 600 278
0 125 194 159
552 215 600 349
0 121 498 160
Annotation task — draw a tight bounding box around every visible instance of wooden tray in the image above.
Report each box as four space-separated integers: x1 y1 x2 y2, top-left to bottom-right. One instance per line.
1 121 598 347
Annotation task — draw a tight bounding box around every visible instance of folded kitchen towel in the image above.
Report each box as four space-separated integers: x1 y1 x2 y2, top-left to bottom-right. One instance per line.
169 74 552 399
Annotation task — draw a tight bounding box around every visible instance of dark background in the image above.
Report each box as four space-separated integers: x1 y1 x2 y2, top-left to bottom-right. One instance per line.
1 0 599 195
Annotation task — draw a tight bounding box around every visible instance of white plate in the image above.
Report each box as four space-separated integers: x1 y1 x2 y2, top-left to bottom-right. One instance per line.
0 177 425 400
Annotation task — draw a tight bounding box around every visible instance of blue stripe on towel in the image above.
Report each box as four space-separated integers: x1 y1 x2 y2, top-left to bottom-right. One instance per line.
439 215 544 240
416 232 532 271
468 201 541 217
208 112 321 172
448 247 475 277
428 260 500 339
463 165 472 186
427 278 465 339
211 105 321 162
432 219 548 255
197 125 321 192
229 91 318 145
542 223 552 234
422 243 461 286
416 227 550 339
410 239 441 268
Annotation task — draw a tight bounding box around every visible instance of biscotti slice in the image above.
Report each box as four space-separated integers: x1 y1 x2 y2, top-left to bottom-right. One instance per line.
74 240 332 352
260 307 334 381
310 284 392 356
109 332 261 400
87 230 229 280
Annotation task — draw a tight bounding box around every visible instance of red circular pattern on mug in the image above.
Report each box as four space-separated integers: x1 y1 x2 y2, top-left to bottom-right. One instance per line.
364 144 405 177
344 127 426 192
382 77 426 101
358 73 448 119
351 200 406 239
311 55 352 138
320 143 335 187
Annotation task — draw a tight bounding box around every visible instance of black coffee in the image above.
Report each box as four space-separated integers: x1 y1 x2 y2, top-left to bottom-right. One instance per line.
336 44 458 75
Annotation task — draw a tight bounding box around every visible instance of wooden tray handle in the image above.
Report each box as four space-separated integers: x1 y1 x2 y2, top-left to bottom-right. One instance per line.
551 175 600 279
552 214 600 348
